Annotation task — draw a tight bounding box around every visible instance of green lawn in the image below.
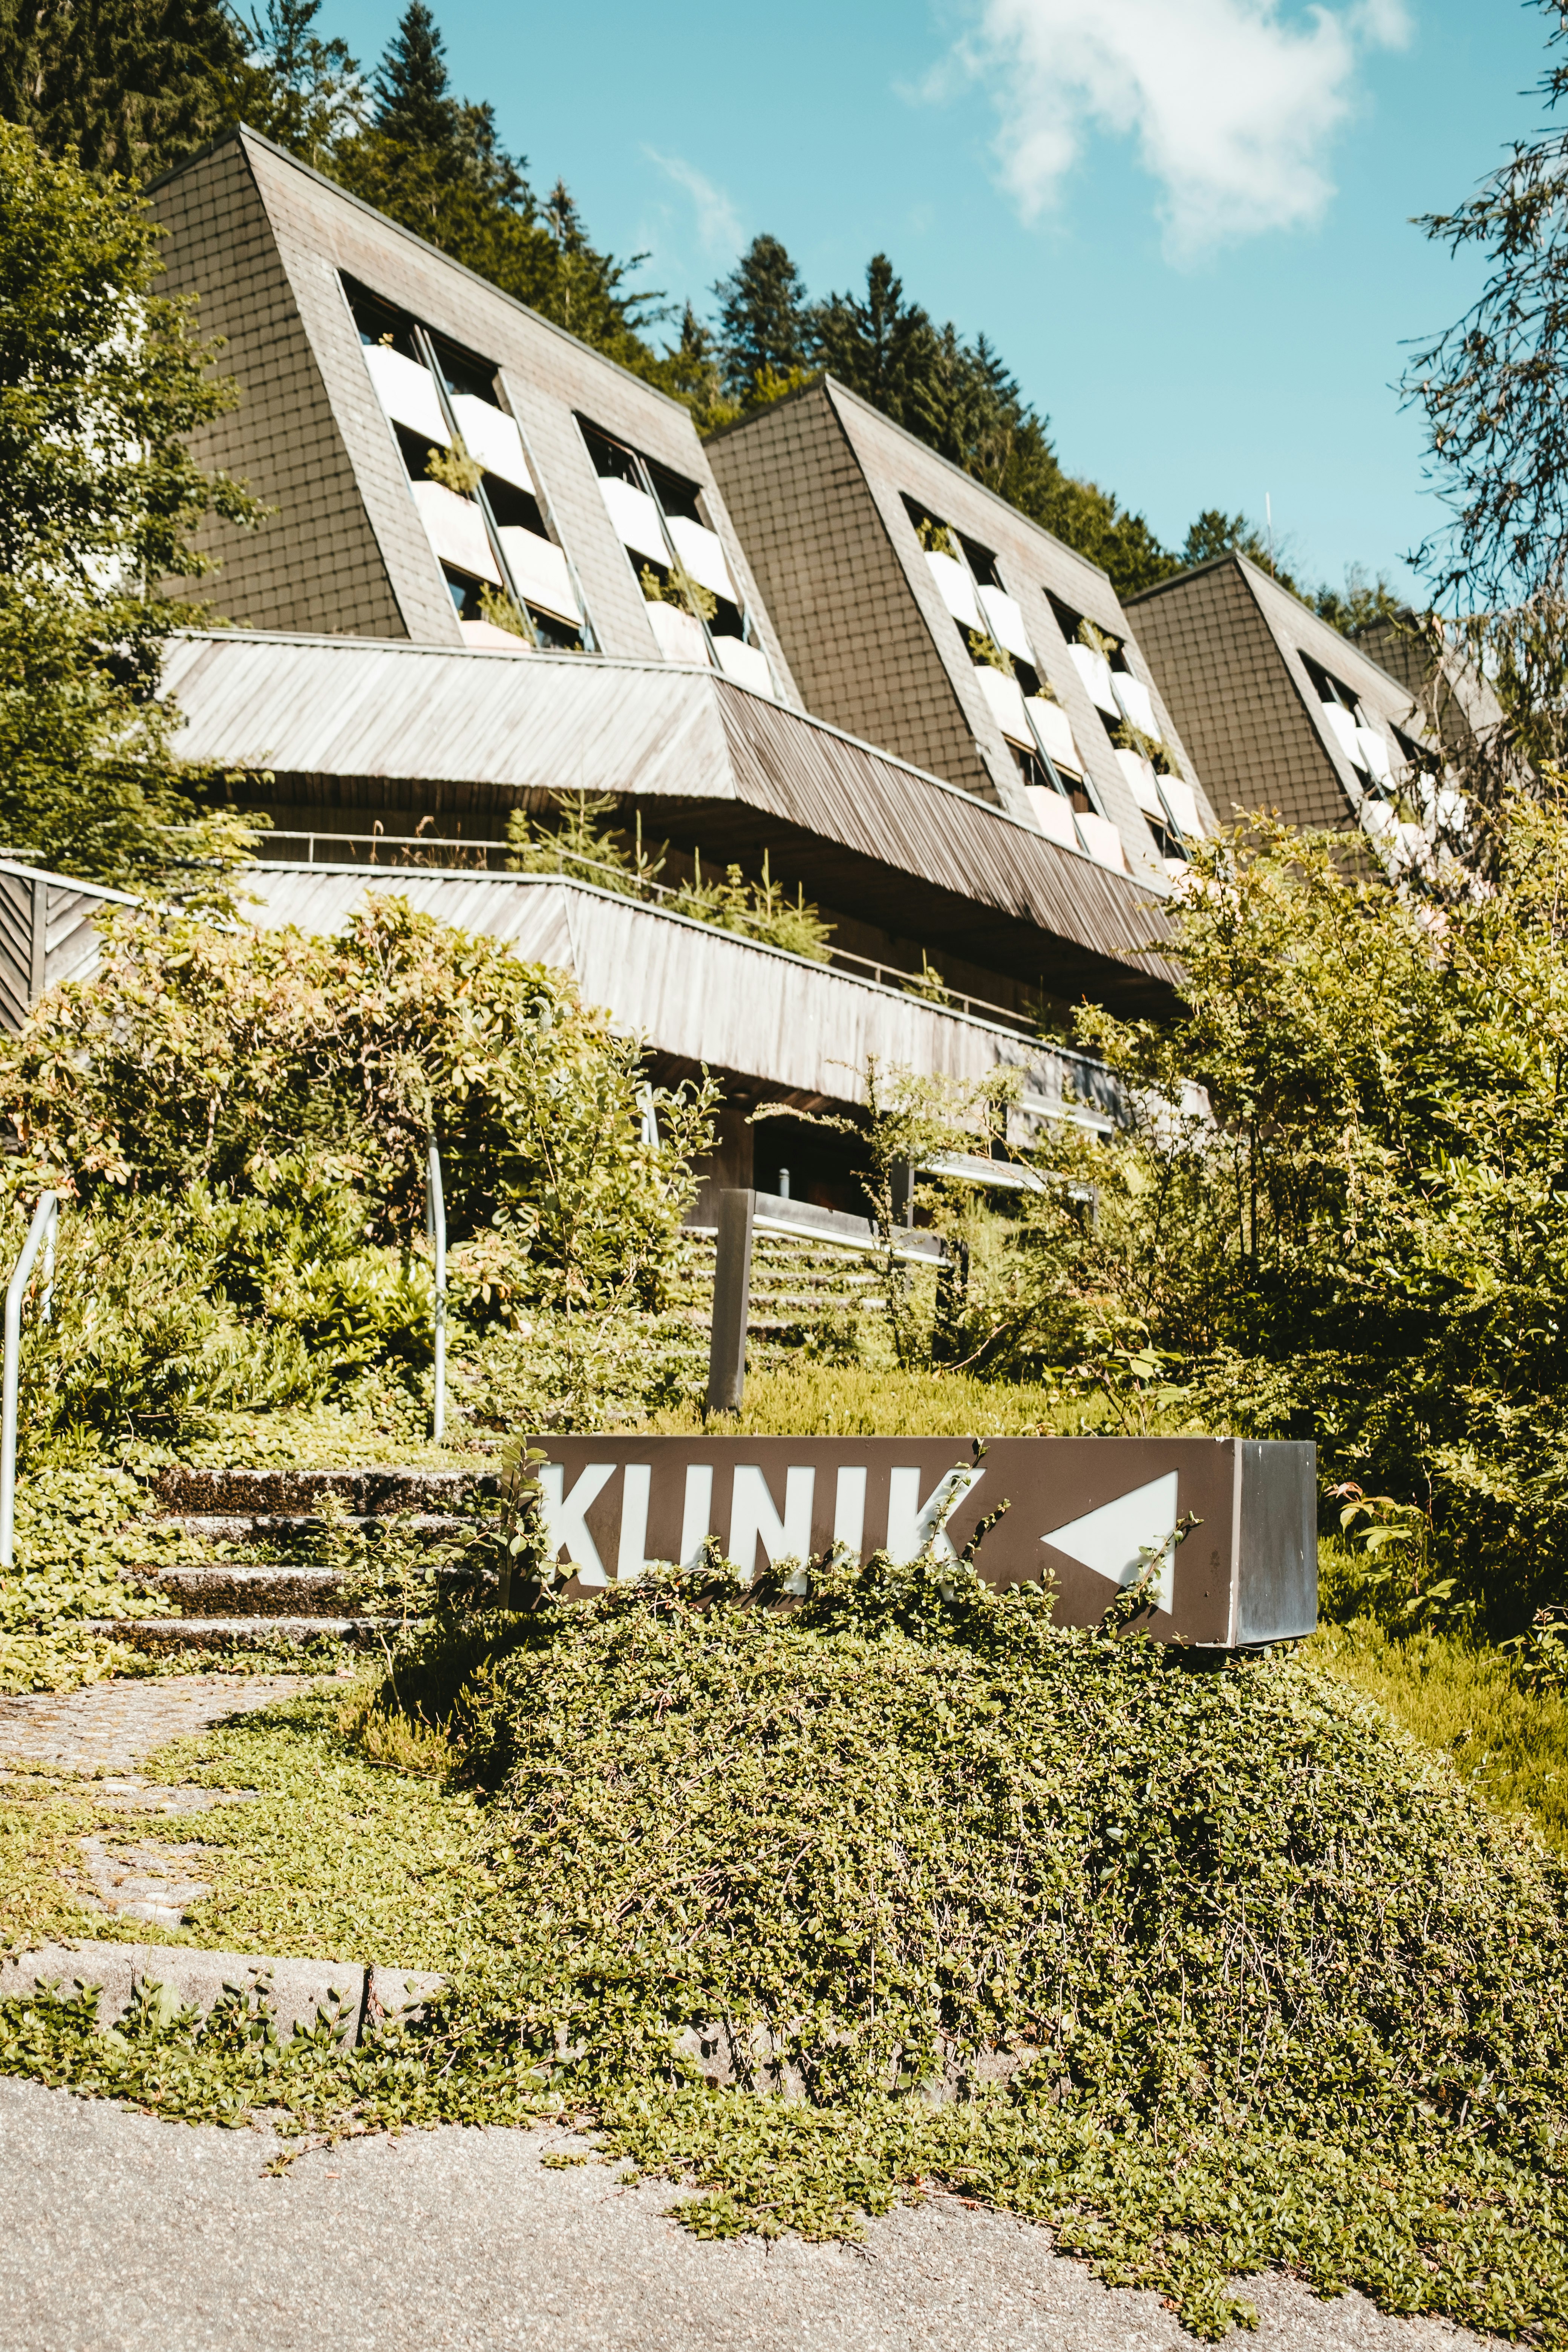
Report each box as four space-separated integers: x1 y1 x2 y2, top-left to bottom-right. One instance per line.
1308 1615 1568 1856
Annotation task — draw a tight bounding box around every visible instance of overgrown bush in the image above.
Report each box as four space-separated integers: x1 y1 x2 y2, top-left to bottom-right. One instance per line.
988 795 1568 1634
362 1558 1568 2339
0 895 715 1450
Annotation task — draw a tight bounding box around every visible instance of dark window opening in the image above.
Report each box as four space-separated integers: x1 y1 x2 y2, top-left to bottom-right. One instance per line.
1299 652 1363 717
753 1111 866 1220
1020 736 1094 814
443 565 486 619
1047 591 1128 669
1009 742 1067 796
578 421 698 522
530 608 582 652
393 420 446 484
580 419 640 485
485 475 548 537
958 532 1003 590
426 329 501 406
901 495 958 555
644 453 702 525
343 277 420 361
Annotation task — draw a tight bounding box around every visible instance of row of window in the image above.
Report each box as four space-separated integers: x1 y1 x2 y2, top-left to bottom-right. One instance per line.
907 498 1199 876
1299 653 1460 875
346 278 772 692
1299 652 1429 792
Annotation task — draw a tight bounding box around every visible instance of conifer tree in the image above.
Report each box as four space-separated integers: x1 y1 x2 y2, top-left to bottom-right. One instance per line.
0 0 240 179
370 0 455 153
331 4 665 374
810 254 936 429
714 234 809 396
231 0 361 167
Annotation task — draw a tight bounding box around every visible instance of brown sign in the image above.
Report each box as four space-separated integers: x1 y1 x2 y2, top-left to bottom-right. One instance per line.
528 1436 1316 1647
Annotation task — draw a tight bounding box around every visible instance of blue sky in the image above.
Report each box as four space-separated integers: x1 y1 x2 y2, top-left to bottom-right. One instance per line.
317 0 1551 601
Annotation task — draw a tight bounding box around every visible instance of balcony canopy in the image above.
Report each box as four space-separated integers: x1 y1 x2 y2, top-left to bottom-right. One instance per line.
164 630 1180 1013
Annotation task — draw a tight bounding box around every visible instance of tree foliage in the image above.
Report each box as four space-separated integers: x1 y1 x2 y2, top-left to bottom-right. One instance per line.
991 798 1568 1634
227 0 361 167
713 231 809 397
242 0 674 384
1403 0 1568 609
708 237 1182 602
0 0 239 181
2 0 1384 622
0 117 262 884
0 895 716 1441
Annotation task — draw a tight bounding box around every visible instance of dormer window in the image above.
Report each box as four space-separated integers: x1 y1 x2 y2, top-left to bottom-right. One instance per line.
1299 652 1396 786
579 419 772 694
906 502 1140 867
345 276 588 651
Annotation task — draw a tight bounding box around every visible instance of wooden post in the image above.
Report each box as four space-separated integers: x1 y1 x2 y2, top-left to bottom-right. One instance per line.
706 1188 756 1417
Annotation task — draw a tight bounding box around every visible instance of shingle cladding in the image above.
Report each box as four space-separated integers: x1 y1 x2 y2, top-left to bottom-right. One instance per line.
1126 554 1424 831
150 128 800 694
1355 611 1511 778
707 377 1217 882
153 134 410 639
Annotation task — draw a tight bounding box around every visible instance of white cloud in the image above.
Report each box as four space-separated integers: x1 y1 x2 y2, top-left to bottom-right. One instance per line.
948 0 1410 260
643 149 743 260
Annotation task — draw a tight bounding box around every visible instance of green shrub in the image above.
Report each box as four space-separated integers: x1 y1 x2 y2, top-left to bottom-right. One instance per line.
0 895 716 1450
988 797 1568 1634
440 1562 1568 2338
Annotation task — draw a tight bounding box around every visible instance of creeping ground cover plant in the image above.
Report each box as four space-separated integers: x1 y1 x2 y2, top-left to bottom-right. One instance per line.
4 1551 1566 2342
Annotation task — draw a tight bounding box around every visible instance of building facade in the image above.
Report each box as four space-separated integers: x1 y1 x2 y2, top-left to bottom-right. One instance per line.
707 377 1218 888
126 129 1231 1200
1125 554 1471 871
150 127 794 695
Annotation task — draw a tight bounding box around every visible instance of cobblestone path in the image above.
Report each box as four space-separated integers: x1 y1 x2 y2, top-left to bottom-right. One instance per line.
0 1674 310 1775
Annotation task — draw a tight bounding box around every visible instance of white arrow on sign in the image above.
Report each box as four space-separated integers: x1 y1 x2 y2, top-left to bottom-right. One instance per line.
1040 1472 1179 1615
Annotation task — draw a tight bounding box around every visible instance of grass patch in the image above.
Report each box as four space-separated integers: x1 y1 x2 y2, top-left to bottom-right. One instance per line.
0 1771 109 1952
1311 1615 1568 1858
640 1361 1118 1438
0 1676 494 1967
140 1685 495 1971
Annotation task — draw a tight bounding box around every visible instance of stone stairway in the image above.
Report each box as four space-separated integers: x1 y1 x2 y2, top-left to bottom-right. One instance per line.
91 1465 500 1654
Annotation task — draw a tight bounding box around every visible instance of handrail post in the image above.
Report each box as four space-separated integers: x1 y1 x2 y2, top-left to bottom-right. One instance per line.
1 1192 60 1567
424 1139 447 1443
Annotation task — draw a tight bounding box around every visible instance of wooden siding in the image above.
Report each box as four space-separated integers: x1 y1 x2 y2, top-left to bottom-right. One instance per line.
163 629 1180 1008
0 862 139 1034
246 864 1121 1121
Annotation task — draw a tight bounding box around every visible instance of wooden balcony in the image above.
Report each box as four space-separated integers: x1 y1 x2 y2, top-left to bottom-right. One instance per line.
243 862 1119 1130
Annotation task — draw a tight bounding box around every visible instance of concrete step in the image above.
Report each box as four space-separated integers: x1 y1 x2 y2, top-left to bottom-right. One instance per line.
156 1466 486 1517
88 1616 406 1653
157 1512 470 1547
0 1943 443 2045
127 1562 499 1618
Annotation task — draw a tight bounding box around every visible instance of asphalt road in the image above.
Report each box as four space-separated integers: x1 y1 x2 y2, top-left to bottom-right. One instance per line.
0 2076 1505 2352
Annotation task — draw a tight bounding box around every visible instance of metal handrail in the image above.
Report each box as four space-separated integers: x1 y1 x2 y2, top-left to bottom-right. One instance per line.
424 1140 447 1443
0 1192 58 1565
256 831 1063 1041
